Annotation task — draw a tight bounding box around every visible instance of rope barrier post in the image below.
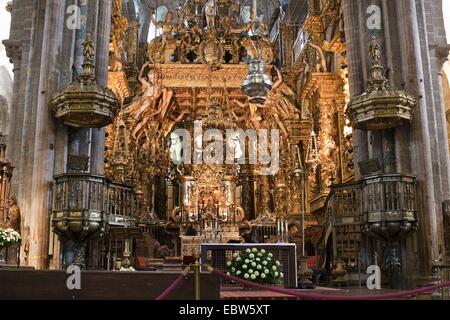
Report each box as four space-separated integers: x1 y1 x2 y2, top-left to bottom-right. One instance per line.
193 251 201 300
155 265 191 300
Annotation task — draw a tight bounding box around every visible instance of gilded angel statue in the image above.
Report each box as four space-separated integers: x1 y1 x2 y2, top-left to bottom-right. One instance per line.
264 66 299 120
128 62 174 141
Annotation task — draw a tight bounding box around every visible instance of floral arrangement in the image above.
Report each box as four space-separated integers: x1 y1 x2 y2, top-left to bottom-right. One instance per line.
0 228 21 248
227 248 283 285
119 266 136 272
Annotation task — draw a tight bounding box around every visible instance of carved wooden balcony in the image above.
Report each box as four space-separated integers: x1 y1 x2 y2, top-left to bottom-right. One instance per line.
362 174 418 242
52 173 136 241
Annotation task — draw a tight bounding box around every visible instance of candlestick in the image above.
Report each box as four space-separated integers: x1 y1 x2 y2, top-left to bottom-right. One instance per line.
285 220 288 241
277 219 281 238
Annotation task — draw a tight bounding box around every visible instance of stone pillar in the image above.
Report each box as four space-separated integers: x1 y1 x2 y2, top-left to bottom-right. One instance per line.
28 0 66 269
3 0 49 267
342 0 369 179
90 0 113 175
138 0 151 43
342 0 450 285
3 40 21 161
395 0 447 283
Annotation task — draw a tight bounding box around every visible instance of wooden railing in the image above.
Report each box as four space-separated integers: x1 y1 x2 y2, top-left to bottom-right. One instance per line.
433 263 450 300
326 182 364 269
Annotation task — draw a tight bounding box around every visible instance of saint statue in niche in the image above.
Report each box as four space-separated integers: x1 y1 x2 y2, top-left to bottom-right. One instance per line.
227 131 243 160
5 197 21 231
203 0 217 29
170 132 184 163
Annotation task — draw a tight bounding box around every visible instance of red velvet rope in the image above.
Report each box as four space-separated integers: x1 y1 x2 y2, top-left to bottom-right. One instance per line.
155 266 191 300
205 265 450 300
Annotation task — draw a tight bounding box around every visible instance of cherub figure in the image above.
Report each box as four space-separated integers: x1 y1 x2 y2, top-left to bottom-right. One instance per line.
264 66 299 119
231 99 263 131
258 105 289 140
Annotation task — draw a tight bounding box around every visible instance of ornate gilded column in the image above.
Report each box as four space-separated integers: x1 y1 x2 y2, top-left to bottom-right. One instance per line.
255 170 272 218
240 163 255 220
300 73 346 212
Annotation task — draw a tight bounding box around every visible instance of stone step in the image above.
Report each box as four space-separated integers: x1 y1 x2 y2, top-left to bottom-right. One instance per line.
162 264 183 271
164 256 183 264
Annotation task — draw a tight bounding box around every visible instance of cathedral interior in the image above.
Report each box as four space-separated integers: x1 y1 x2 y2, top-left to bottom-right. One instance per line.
1 0 450 294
